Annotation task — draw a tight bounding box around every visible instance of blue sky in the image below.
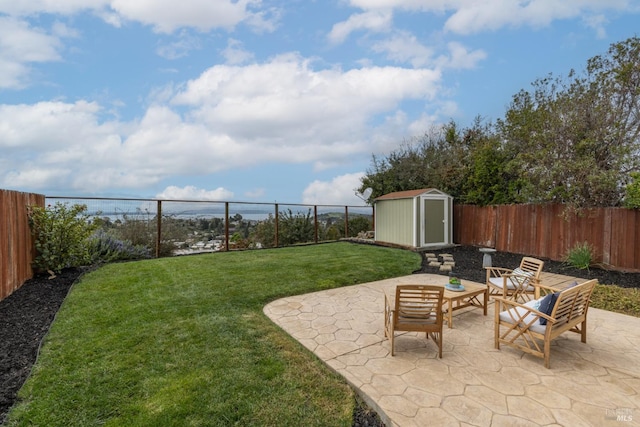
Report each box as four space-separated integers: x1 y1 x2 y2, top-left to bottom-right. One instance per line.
1 1 639 206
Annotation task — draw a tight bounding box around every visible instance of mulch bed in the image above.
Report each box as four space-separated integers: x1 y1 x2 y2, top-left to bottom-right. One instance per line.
1 246 638 425
0 268 83 424
419 245 639 288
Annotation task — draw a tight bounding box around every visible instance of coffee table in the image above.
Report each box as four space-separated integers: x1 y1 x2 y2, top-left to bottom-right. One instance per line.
442 281 488 328
384 282 488 329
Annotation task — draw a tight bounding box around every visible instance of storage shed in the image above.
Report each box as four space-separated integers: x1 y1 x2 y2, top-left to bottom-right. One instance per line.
374 188 453 249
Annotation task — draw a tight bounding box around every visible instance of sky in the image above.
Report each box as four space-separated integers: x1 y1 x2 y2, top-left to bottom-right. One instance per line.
1 1 639 206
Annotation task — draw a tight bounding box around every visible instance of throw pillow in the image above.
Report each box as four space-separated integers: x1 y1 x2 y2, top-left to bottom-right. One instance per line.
509 267 534 288
538 292 559 325
512 267 534 277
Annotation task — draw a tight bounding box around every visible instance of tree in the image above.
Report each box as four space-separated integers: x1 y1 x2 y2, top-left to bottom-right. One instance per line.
251 214 276 248
358 122 469 199
359 118 512 205
462 136 520 205
360 37 640 209
498 37 640 208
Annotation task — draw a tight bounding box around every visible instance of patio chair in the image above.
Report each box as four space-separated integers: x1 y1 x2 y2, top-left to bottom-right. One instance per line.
494 279 597 368
384 285 444 357
486 256 544 303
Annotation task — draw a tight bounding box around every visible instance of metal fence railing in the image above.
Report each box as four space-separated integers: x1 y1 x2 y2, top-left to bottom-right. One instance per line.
46 197 374 258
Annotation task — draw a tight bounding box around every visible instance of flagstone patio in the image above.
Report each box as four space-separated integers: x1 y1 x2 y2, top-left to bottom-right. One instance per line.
264 273 640 427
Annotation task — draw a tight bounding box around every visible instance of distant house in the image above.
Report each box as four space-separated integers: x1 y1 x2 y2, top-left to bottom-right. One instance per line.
374 188 453 249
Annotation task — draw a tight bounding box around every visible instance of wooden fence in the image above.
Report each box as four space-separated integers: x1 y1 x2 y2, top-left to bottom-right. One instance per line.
2 196 639 302
0 189 45 301
453 204 640 272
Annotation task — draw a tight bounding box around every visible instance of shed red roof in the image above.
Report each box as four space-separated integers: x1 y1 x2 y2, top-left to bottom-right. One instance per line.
374 188 435 201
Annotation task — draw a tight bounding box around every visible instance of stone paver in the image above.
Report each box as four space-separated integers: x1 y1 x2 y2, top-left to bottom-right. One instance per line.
264 274 640 426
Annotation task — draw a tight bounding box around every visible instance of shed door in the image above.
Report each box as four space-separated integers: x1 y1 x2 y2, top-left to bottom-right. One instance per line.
421 198 445 246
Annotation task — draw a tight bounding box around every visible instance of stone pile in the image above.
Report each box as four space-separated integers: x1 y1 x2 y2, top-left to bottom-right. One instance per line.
424 252 455 272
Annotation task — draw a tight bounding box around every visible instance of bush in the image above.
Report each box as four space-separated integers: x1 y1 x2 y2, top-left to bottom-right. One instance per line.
624 172 640 209
89 230 151 263
28 203 99 273
278 209 315 246
564 241 594 270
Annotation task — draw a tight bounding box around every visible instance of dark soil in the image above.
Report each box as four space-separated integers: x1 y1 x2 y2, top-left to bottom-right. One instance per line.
0 268 83 425
1 246 638 426
418 245 640 289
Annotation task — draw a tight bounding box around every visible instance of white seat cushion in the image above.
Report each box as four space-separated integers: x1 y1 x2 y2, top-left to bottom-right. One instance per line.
498 299 546 334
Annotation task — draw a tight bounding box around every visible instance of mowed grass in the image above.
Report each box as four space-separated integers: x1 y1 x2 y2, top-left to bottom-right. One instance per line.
6 243 420 427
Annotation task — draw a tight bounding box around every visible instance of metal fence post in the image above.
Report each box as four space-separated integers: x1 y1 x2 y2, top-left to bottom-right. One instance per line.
274 204 279 248
225 202 230 252
156 200 162 258
344 206 349 238
314 205 318 243
371 205 375 232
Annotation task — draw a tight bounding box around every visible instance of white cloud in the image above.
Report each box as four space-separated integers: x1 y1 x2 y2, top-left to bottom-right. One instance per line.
171 53 441 167
4 167 72 189
371 30 434 67
0 100 106 149
302 173 367 205
109 0 267 33
0 54 443 194
0 0 108 16
328 10 393 44
345 0 633 36
437 41 486 69
51 21 80 38
156 30 202 60
583 14 608 39
1 0 277 35
0 17 64 89
221 38 254 65
156 185 233 200
369 31 486 70
442 0 632 35
243 6 281 33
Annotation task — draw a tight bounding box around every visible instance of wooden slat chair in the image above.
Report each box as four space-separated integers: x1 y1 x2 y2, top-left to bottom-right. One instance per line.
486 256 544 303
494 279 597 368
384 285 444 357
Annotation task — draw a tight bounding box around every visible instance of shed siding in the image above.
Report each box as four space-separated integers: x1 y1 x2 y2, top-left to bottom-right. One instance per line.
375 199 414 246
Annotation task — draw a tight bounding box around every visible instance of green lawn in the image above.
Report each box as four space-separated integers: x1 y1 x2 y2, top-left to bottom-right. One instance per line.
6 243 421 427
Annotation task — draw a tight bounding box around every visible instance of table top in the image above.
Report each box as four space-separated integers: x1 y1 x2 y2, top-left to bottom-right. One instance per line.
442 280 486 299
384 281 486 301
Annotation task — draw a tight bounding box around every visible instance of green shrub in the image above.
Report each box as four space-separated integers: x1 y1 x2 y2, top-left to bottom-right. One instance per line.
28 203 99 273
89 230 151 263
564 241 594 270
278 209 314 245
624 172 640 209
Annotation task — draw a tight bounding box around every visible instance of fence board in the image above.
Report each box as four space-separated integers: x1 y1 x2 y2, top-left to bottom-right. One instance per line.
0 190 44 301
609 208 636 270
454 203 640 272
635 211 640 269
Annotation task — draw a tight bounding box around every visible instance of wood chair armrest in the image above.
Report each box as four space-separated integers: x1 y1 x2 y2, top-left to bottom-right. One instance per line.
485 266 512 280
